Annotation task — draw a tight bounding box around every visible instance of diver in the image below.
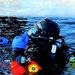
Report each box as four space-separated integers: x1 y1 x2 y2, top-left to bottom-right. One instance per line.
27 19 68 74
28 18 60 60
10 18 67 75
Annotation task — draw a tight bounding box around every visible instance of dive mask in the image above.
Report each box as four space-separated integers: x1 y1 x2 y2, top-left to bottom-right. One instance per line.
28 28 37 35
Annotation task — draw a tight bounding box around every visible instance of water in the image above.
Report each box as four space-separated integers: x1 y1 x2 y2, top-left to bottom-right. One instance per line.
0 16 75 75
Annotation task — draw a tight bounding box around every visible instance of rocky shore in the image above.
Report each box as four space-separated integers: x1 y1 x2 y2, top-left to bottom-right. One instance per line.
0 16 27 75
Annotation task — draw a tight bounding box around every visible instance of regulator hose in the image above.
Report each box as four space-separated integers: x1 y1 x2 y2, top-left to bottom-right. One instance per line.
29 36 75 52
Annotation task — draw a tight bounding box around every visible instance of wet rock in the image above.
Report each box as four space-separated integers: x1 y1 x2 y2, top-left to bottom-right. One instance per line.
0 16 27 39
0 16 28 74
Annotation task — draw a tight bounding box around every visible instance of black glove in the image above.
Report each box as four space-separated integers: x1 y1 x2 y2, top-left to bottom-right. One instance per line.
11 50 25 61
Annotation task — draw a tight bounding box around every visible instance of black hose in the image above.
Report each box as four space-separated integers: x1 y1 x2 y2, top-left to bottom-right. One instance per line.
29 36 75 51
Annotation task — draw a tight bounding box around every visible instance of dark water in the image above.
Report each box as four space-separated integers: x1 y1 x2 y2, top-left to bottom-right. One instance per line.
0 17 75 75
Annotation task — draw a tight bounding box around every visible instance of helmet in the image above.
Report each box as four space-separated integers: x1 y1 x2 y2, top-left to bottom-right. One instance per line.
35 19 60 39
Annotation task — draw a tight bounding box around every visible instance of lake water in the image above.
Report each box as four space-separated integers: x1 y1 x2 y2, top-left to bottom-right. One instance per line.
0 16 75 75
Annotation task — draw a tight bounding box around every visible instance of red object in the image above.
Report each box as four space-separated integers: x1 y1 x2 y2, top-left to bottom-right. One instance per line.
10 61 27 75
10 61 42 75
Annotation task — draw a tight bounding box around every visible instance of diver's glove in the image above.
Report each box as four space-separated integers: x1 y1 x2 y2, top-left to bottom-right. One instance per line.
11 49 25 61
